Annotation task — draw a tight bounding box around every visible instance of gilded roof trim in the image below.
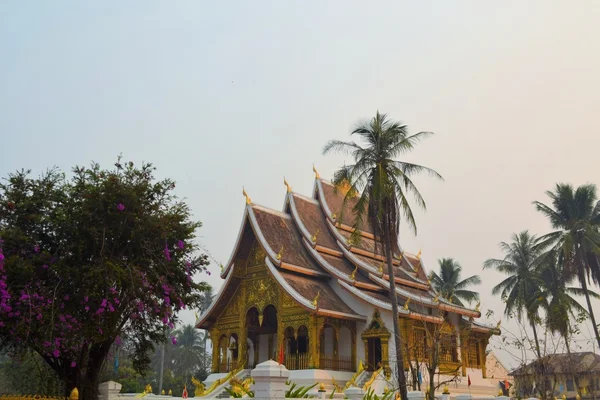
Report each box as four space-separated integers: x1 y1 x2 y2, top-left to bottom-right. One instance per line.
325 219 351 249
196 268 235 329
338 280 393 311
370 274 480 318
265 257 366 321
265 257 316 311
338 241 383 277
303 237 353 283
339 280 444 324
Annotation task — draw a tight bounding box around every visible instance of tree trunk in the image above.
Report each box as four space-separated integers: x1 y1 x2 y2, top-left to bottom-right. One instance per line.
530 319 542 359
579 263 600 349
427 331 440 400
63 343 111 400
529 321 546 400
383 227 408 400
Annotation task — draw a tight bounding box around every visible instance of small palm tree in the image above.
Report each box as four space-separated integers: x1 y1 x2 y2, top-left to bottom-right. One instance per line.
429 258 480 306
173 324 205 381
533 183 600 348
323 111 442 400
538 250 598 352
483 231 546 358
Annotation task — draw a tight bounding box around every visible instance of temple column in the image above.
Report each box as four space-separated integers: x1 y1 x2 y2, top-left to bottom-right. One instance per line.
210 328 220 373
480 337 488 378
239 330 247 369
309 315 319 369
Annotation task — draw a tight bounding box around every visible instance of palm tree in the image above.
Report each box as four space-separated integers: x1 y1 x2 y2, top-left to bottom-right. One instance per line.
534 184 600 348
323 111 442 400
429 258 481 306
537 250 600 399
173 324 206 381
537 250 598 353
483 231 546 359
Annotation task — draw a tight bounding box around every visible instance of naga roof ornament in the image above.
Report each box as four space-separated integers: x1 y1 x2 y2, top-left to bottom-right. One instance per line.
242 187 252 204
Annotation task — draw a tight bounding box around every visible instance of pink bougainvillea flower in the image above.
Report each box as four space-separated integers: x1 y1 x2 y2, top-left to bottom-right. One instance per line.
115 336 122 346
34 245 40 253
164 244 171 261
117 203 125 211
71 361 77 368
52 349 60 358
42 264 49 269
171 336 177 345
177 240 185 250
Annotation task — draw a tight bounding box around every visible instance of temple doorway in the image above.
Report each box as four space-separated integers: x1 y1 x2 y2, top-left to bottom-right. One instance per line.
367 337 382 370
246 304 278 367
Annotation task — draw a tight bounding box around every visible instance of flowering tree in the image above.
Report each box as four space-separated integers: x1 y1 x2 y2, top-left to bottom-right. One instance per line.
0 160 210 400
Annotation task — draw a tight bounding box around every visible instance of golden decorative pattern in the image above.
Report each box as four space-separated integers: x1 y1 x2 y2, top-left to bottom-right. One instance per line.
247 276 279 312
246 241 266 268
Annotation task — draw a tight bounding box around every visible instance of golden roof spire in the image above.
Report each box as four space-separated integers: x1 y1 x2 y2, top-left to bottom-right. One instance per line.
475 301 481 312
242 187 252 204
313 164 320 179
416 249 422 260
403 298 411 310
496 320 502 330
276 246 284 261
283 177 292 193
378 262 384 274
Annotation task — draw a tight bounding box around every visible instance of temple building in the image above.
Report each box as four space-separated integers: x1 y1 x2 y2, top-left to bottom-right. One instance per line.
196 170 500 394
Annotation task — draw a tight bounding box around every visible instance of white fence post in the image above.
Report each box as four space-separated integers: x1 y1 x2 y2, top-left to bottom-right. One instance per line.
408 391 426 400
98 381 122 400
251 360 290 400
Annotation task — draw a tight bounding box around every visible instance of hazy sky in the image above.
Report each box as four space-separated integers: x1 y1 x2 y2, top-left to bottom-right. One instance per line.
2 2 600 369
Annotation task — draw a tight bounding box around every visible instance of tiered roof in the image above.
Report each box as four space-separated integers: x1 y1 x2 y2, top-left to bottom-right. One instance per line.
198 173 496 332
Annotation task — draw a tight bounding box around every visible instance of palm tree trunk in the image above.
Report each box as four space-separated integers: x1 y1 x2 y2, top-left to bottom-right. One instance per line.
383 226 409 400
530 319 542 359
579 266 600 349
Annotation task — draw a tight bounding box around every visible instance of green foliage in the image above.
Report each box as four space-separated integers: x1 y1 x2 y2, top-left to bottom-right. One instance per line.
0 159 211 398
0 351 63 395
533 183 600 347
429 258 481 306
285 381 318 398
362 388 394 400
224 385 255 398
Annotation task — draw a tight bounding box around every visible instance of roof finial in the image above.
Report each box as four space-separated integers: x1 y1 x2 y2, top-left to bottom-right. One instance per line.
416 249 422 260
475 301 481 312
313 164 320 179
283 177 292 193
496 320 502 330
433 294 439 303
277 246 284 261
403 298 411 310
312 291 320 308
378 262 384 274
242 187 252 204
350 265 358 281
